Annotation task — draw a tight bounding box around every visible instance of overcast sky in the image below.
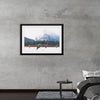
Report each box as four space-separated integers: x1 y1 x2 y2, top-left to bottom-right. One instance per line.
22 26 61 40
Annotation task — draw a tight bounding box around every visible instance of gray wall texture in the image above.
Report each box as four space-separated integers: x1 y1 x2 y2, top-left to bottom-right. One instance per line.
0 0 100 89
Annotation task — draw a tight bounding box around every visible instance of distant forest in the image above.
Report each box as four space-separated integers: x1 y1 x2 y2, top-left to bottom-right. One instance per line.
25 40 59 47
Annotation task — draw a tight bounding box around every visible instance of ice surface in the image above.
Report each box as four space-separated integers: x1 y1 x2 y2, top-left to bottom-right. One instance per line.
23 47 61 54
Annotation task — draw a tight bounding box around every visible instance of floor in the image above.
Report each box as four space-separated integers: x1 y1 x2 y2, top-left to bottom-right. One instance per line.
0 90 76 100
0 91 37 100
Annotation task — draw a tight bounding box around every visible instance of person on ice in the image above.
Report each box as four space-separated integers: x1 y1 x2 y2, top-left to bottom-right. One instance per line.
37 44 41 50
29 44 30 48
45 43 48 48
56 44 58 48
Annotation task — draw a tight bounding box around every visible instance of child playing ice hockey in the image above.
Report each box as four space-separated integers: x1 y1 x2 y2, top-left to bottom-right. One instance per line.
37 44 41 50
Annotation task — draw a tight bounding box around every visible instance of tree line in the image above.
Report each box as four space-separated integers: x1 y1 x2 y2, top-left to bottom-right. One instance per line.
25 41 59 47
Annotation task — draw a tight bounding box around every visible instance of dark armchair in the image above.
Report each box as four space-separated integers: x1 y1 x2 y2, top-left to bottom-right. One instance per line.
76 77 100 100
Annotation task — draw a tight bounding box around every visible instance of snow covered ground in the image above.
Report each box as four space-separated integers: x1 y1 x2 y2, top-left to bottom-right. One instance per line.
23 47 61 54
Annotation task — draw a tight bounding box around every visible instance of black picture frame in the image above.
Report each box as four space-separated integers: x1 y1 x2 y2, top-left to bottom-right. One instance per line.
20 24 64 55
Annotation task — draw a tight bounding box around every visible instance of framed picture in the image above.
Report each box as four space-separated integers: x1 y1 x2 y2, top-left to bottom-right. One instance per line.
20 24 64 55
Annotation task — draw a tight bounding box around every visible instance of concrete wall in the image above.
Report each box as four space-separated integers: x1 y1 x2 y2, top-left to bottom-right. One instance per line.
0 0 100 89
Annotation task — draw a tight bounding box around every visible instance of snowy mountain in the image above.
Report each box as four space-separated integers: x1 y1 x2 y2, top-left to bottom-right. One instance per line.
24 37 35 43
38 33 59 41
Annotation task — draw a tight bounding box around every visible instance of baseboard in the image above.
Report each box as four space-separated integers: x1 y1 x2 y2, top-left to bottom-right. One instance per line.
0 89 77 93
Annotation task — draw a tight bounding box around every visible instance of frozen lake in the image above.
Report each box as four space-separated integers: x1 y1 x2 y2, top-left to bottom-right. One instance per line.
23 47 61 54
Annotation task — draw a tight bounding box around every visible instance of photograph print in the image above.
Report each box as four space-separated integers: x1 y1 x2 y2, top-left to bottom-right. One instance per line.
20 24 63 55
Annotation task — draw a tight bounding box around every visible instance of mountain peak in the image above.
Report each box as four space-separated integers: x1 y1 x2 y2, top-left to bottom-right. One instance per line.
24 37 35 42
38 33 59 41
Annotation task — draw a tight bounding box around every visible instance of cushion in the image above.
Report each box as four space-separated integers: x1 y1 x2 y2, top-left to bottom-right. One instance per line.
82 70 100 80
82 70 94 80
94 71 100 77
